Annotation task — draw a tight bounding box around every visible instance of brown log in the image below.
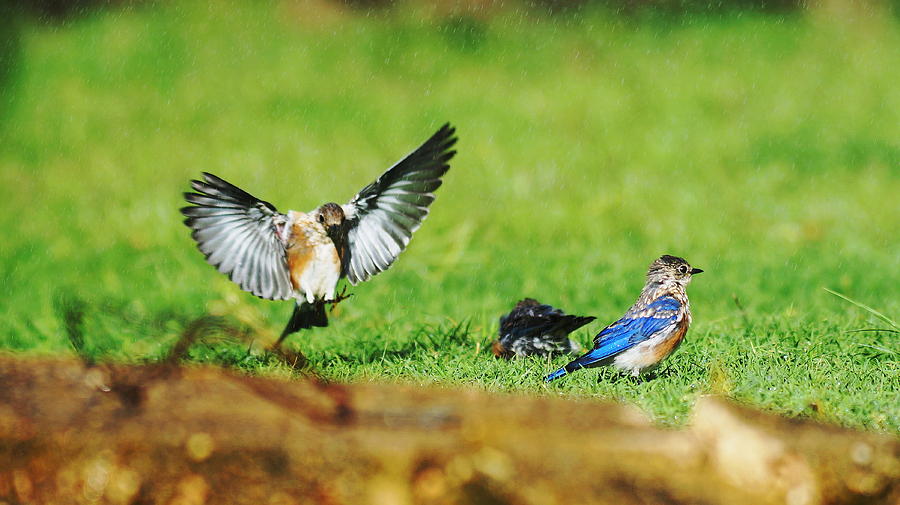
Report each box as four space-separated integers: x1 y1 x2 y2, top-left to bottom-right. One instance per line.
0 356 896 505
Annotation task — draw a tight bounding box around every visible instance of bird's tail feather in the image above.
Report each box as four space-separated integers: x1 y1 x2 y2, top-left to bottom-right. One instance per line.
282 301 328 336
557 314 597 334
544 367 568 382
545 356 597 382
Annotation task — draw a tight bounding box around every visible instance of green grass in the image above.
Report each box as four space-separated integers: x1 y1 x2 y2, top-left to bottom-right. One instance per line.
0 1 898 431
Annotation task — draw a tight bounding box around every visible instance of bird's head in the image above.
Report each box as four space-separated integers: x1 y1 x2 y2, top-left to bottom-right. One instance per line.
315 203 346 238
646 255 703 287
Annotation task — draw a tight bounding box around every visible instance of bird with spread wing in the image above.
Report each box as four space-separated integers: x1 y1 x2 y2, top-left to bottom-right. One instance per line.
181 123 457 348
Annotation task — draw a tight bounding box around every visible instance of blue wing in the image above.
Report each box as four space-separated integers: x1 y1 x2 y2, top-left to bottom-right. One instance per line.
545 296 681 381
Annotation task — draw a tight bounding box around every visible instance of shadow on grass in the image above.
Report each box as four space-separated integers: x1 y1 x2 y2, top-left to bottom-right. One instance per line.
51 289 280 367
323 320 474 366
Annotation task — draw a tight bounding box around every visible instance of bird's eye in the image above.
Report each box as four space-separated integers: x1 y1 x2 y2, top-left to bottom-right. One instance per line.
678 265 689 274
317 214 325 224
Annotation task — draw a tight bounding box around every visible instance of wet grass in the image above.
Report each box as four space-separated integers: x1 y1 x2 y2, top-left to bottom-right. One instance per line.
0 1 897 431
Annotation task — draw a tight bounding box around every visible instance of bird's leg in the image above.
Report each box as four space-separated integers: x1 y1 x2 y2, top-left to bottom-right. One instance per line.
628 370 656 383
328 285 354 312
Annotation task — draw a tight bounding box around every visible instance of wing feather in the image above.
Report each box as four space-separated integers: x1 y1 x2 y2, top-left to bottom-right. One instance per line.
498 299 595 354
565 296 682 370
341 123 457 285
181 172 294 300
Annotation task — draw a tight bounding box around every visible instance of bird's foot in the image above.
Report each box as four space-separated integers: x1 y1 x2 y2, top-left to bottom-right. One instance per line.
328 286 354 312
631 371 657 382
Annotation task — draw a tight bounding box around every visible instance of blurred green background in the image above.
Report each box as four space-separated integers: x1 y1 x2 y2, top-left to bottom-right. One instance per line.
0 0 897 430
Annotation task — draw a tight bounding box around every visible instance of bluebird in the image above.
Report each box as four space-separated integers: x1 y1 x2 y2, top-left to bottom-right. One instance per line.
181 123 457 348
544 255 702 382
492 298 595 359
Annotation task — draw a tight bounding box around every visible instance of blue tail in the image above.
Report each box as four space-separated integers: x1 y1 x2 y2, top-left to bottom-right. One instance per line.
544 367 568 382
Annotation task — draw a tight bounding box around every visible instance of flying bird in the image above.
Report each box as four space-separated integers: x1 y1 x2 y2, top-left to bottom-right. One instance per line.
545 255 702 382
492 298 595 359
181 123 457 348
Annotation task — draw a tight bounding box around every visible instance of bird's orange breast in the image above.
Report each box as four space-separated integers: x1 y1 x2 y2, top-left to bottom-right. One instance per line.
287 244 315 291
286 218 318 291
285 215 342 297
492 340 511 359
650 317 689 362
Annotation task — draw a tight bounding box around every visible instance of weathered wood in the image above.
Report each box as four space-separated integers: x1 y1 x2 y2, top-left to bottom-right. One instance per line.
0 357 896 505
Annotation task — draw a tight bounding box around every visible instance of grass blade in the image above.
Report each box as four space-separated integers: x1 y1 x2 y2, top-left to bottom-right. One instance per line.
824 288 899 330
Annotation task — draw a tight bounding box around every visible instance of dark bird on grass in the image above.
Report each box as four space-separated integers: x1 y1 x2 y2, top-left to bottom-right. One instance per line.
545 255 702 382
181 123 457 348
492 298 595 359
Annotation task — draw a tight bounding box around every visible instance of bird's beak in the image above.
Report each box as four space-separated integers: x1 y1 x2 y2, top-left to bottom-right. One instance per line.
690 268 704 275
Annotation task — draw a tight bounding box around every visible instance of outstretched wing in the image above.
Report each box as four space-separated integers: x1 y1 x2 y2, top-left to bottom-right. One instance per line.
181 172 294 300
340 123 457 285
568 296 682 369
